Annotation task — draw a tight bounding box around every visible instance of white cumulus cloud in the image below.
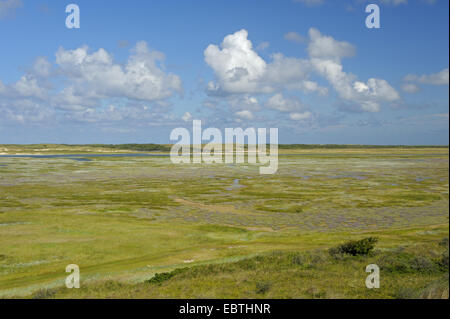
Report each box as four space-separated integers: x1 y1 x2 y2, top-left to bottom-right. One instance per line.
54 42 182 104
307 28 399 112
204 29 326 96
307 28 356 61
0 42 182 125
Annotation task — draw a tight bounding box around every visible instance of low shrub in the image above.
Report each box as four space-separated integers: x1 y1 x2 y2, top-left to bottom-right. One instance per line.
410 256 439 273
329 237 378 257
255 281 271 294
292 254 304 266
377 254 412 273
378 253 440 274
146 268 187 285
310 252 327 265
32 288 56 299
437 250 449 271
439 237 449 248
395 287 418 299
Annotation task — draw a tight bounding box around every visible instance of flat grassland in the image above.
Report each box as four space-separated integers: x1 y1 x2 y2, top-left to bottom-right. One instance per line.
0 145 448 298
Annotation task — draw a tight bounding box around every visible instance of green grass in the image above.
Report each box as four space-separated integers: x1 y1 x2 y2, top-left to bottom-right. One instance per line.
0 146 448 298
27 235 449 299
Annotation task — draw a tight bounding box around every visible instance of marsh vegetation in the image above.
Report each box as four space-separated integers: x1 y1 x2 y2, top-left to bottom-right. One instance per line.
0 145 448 298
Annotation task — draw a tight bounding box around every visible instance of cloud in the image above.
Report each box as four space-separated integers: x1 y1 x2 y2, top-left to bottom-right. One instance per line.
293 0 324 6
294 0 423 7
235 109 254 120
182 112 192 122
230 95 261 111
31 57 52 78
307 28 355 60
0 57 52 100
256 41 270 50
267 93 304 112
378 0 407 5
0 41 182 108
0 0 22 19
433 112 449 119
266 93 313 122
204 29 269 95
204 29 326 96
404 68 449 86
401 68 449 94
378 0 439 5
63 103 178 126
0 42 182 125
12 75 48 99
290 111 312 120
307 28 399 112
204 28 399 115
54 42 182 104
284 31 306 44
118 40 130 48
401 83 420 93
296 0 437 7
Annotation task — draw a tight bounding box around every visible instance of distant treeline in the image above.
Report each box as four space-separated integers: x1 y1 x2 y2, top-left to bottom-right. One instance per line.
71 144 171 152
90 143 448 152
277 144 449 149
1 143 447 152
89 144 448 152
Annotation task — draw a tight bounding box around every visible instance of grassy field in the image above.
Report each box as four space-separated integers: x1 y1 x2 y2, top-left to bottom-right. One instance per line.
0 145 448 298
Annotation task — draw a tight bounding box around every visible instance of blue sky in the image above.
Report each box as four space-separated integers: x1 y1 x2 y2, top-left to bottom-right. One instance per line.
0 0 448 144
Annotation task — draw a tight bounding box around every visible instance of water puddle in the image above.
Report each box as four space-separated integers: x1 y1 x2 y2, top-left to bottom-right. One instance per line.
0 153 170 159
329 175 367 180
71 158 92 162
227 179 244 191
416 177 431 182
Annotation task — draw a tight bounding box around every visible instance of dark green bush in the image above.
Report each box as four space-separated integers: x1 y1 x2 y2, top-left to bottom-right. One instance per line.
437 250 449 271
255 281 271 294
438 237 449 271
146 268 187 285
439 237 449 248
329 237 378 257
292 254 304 265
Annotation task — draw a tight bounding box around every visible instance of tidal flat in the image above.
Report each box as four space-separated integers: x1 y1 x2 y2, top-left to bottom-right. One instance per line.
0 146 448 298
